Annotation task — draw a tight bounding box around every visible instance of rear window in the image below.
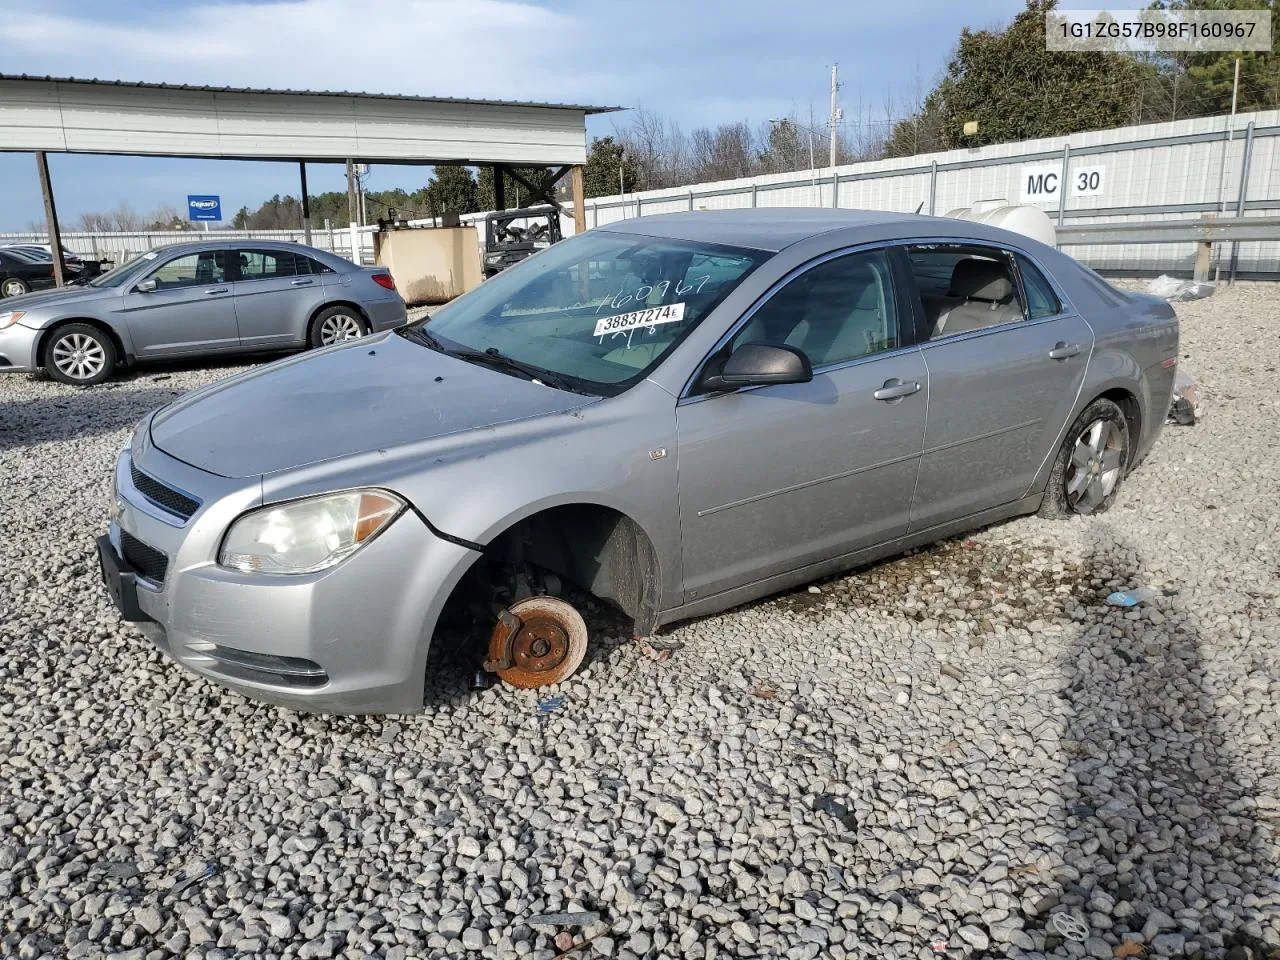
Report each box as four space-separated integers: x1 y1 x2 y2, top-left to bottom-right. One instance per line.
1016 254 1062 318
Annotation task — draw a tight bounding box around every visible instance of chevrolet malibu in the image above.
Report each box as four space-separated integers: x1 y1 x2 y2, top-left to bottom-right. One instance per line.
99 209 1178 713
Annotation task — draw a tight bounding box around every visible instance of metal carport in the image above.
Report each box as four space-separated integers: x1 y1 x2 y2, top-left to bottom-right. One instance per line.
0 74 619 283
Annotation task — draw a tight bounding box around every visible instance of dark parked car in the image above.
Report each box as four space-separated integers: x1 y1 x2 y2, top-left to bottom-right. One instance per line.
0 248 57 298
0 244 101 279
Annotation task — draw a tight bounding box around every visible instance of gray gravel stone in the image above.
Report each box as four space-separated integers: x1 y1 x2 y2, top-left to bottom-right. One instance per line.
1 292 1278 960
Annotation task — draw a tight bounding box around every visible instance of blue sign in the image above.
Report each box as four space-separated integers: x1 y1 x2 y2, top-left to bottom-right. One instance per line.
187 195 222 222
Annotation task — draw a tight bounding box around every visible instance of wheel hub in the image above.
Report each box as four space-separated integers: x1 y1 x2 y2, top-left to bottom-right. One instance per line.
510 619 569 673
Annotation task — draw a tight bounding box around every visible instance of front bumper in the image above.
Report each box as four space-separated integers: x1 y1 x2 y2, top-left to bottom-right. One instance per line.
0 322 40 372
102 440 478 714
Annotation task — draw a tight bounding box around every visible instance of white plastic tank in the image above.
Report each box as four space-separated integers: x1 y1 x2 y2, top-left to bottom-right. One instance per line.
943 199 1056 247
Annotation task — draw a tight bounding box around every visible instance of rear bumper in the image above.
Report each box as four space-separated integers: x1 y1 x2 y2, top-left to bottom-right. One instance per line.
367 297 408 332
0 322 40 372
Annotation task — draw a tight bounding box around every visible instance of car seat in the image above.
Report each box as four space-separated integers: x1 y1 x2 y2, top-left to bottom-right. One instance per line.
932 258 1022 336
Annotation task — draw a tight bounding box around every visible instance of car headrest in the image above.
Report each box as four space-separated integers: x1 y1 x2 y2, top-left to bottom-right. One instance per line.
949 258 1012 303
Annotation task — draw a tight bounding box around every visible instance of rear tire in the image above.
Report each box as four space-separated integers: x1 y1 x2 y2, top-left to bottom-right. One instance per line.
42 323 116 386
2 277 30 298
309 306 368 348
1039 398 1130 519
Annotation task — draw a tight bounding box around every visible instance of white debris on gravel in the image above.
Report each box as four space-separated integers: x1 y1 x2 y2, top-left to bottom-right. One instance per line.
0 286 1277 960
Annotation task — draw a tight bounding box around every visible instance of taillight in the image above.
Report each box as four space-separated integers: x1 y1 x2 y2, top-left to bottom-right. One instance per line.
372 272 396 291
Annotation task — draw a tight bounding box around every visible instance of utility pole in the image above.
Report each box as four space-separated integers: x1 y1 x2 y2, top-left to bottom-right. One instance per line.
829 63 841 168
345 159 359 225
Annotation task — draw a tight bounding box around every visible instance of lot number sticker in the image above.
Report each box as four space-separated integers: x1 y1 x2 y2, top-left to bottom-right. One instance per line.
594 302 686 337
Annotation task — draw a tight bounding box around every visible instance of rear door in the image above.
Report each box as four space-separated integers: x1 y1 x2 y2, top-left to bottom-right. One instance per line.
230 248 326 348
902 244 1093 531
120 249 240 356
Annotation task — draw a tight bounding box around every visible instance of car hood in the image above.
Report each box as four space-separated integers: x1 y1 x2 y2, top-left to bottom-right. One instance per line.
7 285 112 315
150 332 597 478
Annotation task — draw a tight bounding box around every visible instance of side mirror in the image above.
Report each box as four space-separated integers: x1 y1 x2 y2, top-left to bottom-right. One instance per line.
135 279 157 293
700 342 813 393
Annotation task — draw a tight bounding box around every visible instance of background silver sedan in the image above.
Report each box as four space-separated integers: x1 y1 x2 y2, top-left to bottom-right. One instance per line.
101 210 1178 713
0 239 406 384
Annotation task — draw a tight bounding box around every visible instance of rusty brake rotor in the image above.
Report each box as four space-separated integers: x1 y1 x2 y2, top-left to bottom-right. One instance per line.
485 595 588 689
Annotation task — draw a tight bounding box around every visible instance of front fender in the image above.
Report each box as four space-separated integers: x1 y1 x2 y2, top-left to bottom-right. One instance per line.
258 380 684 605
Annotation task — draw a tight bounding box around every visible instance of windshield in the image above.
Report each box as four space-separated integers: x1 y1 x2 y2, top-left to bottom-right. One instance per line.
89 251 162 288
413 231 767 396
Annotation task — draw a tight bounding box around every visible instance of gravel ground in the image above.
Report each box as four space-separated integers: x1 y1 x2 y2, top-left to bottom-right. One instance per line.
1 286 1277 960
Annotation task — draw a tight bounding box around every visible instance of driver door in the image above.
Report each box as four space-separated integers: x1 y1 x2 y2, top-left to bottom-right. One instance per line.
675 247 928 601
120 249 240 357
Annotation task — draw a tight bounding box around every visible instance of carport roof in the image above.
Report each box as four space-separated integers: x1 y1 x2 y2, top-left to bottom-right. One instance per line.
0 74 622 114
0 75 619 166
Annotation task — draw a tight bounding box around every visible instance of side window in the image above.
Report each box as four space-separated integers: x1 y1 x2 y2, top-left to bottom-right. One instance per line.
296 256 334 276
1017 254 1062 318
237 249 298 281
906 245 1024 340
731 249 899 369
147 251 226 290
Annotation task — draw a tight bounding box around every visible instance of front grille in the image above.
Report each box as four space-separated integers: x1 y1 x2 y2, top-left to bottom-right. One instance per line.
130 462 199 520
121 531 168 584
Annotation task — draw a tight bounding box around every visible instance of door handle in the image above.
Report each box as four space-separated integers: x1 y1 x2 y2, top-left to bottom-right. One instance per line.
205 287 229 295
873 378 921 401
291 278 314 286
1048 341 1082 360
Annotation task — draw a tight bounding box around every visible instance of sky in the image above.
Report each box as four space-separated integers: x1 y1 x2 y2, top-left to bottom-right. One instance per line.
0 0 1108 230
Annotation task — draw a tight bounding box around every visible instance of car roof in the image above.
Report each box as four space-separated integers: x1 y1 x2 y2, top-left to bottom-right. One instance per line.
595 208 943 253
129 238 348 260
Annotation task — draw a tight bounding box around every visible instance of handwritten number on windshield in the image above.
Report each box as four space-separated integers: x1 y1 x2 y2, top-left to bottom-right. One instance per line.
595 276 711 314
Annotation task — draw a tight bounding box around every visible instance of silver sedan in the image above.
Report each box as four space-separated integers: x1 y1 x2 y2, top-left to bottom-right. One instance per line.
98 209 1178 713
0 239 406 384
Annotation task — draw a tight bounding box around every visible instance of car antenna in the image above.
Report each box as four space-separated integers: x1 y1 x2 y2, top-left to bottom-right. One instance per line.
914 202 925 214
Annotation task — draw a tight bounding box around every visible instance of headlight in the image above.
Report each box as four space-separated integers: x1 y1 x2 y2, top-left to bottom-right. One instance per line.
219 490 405 575
0 311 25 329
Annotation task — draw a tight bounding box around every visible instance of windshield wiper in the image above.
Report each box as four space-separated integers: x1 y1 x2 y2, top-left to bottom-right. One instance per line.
450 346 576 392
400 325 446 352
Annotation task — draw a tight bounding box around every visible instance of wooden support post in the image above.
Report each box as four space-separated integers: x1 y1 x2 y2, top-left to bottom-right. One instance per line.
571 166 586 235
35 151 66 287
299 161 312 246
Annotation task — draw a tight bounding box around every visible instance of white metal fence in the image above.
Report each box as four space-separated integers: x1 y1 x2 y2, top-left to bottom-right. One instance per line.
577 108 1280 277
7 109 1278 277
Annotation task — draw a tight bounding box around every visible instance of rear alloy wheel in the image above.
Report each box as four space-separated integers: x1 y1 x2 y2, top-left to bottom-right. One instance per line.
1040 398 1130 518
310 306 367 347
43 324 116 386
2 278 30 298
486 596 588 689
